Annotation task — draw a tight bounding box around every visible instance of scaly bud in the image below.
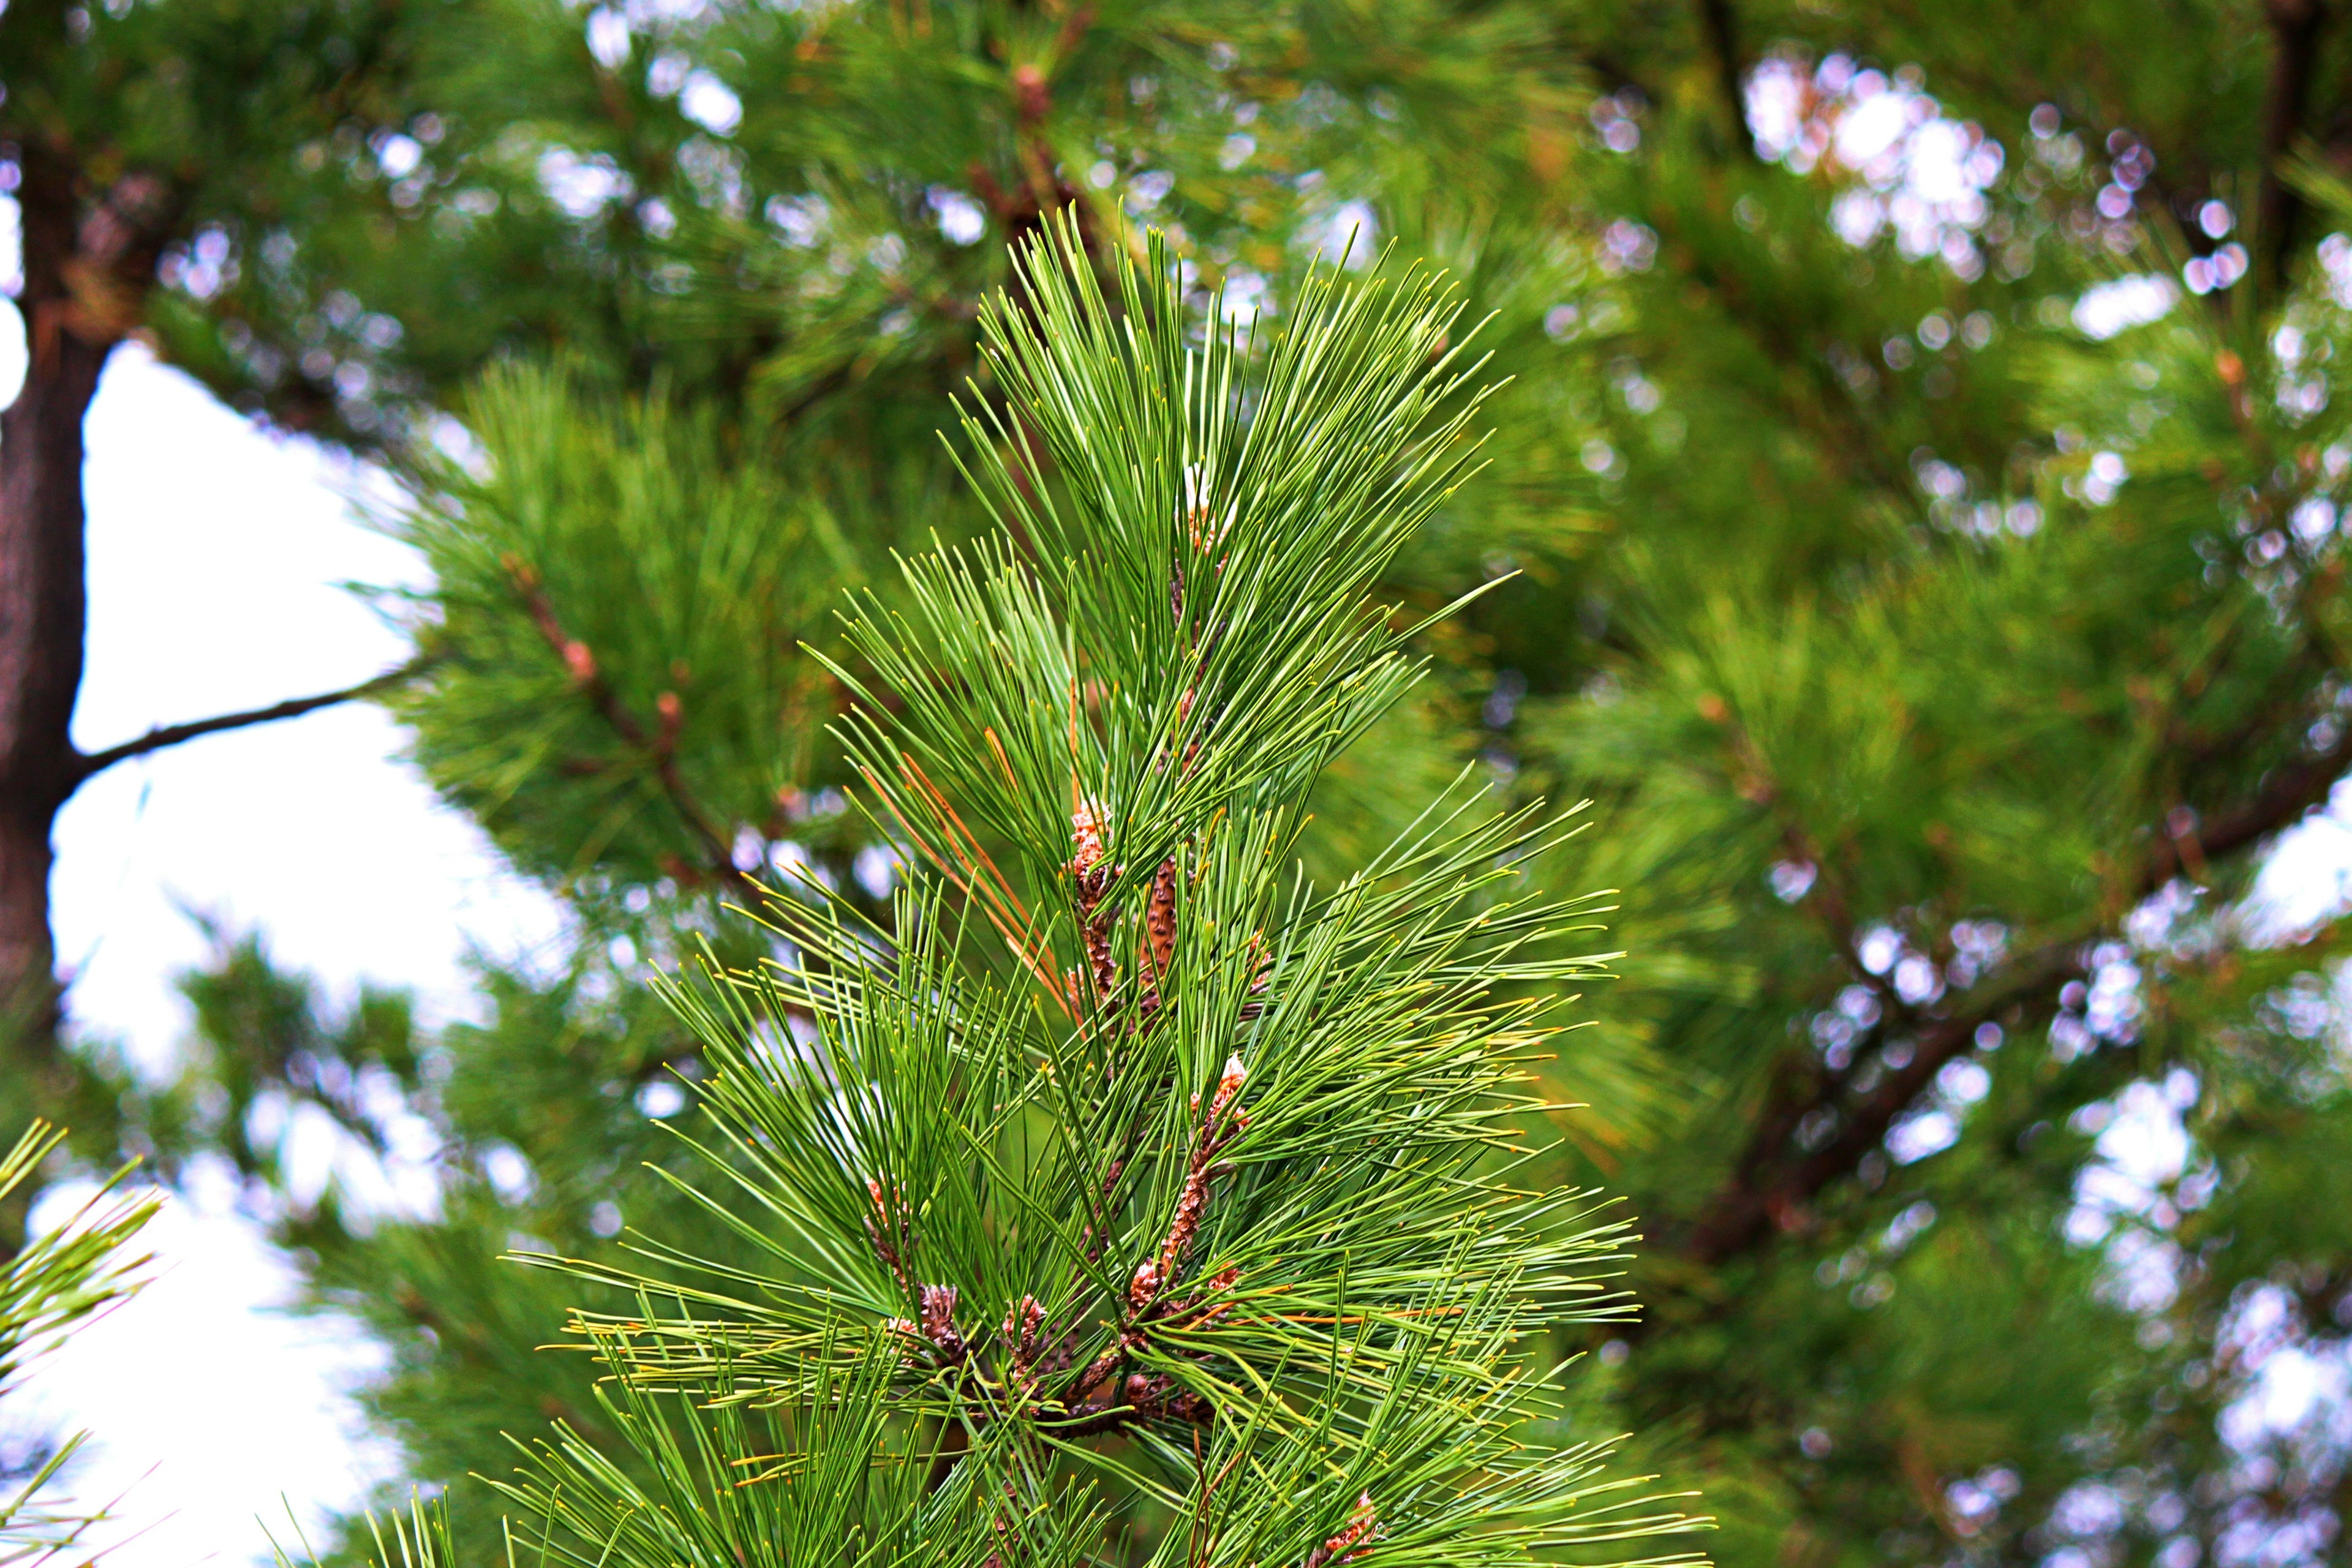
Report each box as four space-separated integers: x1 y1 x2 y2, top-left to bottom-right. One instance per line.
920 1283 960 1341
1303 1493 1378 1568
1070 801 1108 878
898 1282 964 1363
1006 1293 1046 1369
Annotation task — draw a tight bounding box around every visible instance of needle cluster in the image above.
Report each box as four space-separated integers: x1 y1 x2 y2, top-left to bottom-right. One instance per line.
467 222 1700 1568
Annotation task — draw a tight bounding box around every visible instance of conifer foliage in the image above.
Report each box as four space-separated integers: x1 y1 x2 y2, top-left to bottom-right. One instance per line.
440 227 1695 1565
0 1124 155 1566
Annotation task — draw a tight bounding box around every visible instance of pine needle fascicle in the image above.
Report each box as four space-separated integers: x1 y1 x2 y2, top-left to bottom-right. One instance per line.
503 219 1706 1566
0 1123 160 1568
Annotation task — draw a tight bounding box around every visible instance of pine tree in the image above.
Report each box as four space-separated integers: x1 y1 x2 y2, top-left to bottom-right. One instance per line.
64 6 2352 1566
48 10 1586 1556
0 0 1557 1203
1368 9 2352 1564
354 226 1695 1567
0 0 512 1194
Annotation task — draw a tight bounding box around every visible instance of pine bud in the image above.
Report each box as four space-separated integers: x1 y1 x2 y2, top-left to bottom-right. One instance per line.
1130 1259 1161 1311
917 1282 967 1362
1145 856 1178 984
1210 1054 1246 1125
1005 1293 1045 1367
1071 801 1108 878
1303 1493 1378 1568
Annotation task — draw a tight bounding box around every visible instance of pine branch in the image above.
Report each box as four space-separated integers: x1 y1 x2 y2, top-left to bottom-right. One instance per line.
0 1123 156 1564
2258 0 2333 292
1694 0 1755 160
2147 709 2352 888
67 657 434 786
1681 940 2080 1265
501 556 760 897
493 224 1698 1564
1675 718 2352 1265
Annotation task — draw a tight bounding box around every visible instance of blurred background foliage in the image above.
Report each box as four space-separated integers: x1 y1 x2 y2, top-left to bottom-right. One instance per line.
8 0 2352 1564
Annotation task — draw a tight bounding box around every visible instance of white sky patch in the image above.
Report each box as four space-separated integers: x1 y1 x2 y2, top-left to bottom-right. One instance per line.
584 8 631 69
12 1164 401 1568
678 72 742 136
2222 1338 2352 1454
51 343 570 1065
1217 268 1273 327
1887 1106 1959 1163
925 187 987 247
0 197 21 295
2073 274 2179 340
0 293 567 1568
1745 56 2003 275
1831 88 1910 167
2245 778 2352 940
536 149 631 219
1306 199 1379 268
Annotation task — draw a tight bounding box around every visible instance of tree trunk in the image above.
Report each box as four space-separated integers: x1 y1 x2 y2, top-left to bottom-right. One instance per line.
0 143 109 1060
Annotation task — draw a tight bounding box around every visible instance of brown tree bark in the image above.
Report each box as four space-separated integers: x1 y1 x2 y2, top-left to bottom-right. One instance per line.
0 133 420 1191
2259 0 2332 291
1695 0 1757 160
0 142 113 1049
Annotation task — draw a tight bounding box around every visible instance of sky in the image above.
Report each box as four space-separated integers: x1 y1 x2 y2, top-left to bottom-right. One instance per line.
1 320 566 1566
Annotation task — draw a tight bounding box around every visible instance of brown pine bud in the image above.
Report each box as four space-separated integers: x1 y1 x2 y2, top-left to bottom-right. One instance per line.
1146 856 1178 979
1304 1493 1378 1568
1006 1294 1045 1368
862 1178 911 1287
919 1282 962 1357
1070 801 1108 880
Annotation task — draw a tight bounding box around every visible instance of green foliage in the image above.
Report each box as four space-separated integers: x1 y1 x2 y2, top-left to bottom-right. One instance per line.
39 1 2352 1566
388 363 854 900
475 230 1694 1564
0 1125 157 1567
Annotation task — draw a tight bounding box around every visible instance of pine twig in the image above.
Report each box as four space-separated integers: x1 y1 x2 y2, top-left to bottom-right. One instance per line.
503 556 759 895
1679 717 2352 1265
69 655 437 785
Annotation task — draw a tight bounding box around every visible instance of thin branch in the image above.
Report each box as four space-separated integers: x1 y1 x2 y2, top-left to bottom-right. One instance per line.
1675 720 2352 1267
503 558 763 899
69 657 434 786
2147 715 2352 887
1694 0 1756 160
1681 941 2080 1265
2259 0 2332 293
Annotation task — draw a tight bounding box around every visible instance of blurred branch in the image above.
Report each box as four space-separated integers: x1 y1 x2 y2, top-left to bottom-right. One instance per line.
67 657 435 785
501 557 762 899
1695 0 1755 160
1682 940 2081 1265
2149 707 2352 886
2259 0 2333 292
1676 715 2352 1267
